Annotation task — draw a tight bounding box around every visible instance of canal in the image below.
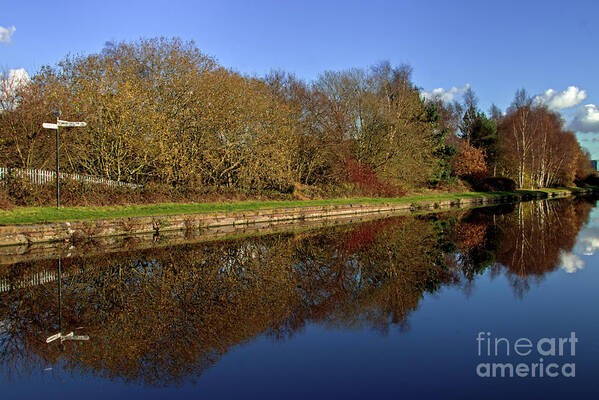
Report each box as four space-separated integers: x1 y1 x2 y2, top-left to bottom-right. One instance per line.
0 196 598 399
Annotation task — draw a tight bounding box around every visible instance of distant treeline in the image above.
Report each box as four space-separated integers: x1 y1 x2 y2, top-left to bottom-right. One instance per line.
0 38 594 198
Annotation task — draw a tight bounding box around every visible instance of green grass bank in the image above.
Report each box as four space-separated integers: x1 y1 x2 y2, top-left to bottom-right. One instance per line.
0 187 589 226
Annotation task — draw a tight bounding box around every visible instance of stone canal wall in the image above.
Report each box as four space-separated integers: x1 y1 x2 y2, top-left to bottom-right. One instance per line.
0 208 440 266
0 189 591 252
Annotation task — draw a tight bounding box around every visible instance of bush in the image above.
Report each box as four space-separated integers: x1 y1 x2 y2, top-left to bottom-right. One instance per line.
471 176 516 192
0 178 300 208
0 188 14 210
577 173 599 187
343 158 406 197
1 175 40 206
451 142 488 179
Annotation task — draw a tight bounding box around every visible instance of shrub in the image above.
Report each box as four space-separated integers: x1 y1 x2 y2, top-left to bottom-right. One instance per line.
0 164 410 209
451 142 488 179
577 173 599 187
471 177 516 192
0 187 14 210
343 157 405 197
1 175 40 206
0 178 298 208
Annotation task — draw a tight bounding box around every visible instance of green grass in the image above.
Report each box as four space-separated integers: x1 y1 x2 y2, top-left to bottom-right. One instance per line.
0 187 585 226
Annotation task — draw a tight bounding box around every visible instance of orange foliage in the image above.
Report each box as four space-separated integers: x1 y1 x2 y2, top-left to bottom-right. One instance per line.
451 142 488 178
452 222 487 251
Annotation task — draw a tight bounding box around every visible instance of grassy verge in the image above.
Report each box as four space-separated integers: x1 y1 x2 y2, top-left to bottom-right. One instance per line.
0 187 587 225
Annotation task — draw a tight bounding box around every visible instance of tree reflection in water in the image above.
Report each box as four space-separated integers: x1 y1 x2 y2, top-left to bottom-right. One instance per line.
0 197 595 385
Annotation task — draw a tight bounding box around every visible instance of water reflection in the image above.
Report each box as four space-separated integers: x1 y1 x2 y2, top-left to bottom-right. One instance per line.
452 198 594 297
0 197 595 386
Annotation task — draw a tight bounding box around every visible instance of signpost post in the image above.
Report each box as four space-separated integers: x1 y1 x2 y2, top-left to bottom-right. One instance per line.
42 112 87 208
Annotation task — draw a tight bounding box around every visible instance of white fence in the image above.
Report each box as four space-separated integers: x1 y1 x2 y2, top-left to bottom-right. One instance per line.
0 167 139 189
0 269 58 294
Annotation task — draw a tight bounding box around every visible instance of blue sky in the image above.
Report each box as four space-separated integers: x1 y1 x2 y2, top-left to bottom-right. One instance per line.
2 0 599 155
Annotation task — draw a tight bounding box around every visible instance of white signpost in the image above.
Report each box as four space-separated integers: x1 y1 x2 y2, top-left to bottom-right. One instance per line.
42 113 87 208
46 331 90 344
42 123 58 130
57 120 87 128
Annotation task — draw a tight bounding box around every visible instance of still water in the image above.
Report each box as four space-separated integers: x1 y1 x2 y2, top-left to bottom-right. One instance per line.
1 197 598 399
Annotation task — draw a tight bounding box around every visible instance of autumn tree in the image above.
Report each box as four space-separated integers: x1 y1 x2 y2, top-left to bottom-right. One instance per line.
0 71 56 169
314 62 452 189
455 88 499 174
265 70 343 188
451 141 488 178
2 39 301 191
497 89 588 188
575 147 594 183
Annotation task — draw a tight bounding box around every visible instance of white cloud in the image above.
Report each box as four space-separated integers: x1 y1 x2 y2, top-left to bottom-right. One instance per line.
421 83 470 103
559 250 585 273
2 68 29 84
569 104 599 133
0 25 16 44
534 86 587 110
0 68 30 111
574 227 599 255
